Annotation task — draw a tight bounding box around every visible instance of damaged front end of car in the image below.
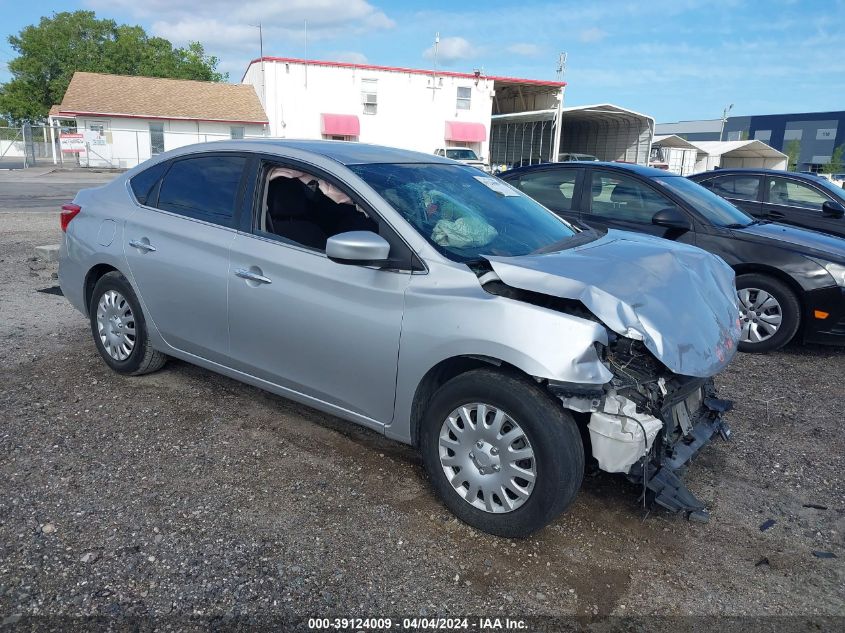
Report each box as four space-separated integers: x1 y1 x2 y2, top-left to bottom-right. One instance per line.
550 336 734 522
476 230 743 521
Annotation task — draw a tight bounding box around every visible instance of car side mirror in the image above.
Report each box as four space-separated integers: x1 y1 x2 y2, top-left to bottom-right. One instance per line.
326 231 391 266
822 200 845 219
652 207 692 231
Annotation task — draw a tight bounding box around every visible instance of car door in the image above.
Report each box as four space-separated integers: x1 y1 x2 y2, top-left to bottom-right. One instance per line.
504 167 585 227
698 174 764 217
762 174 844 236
581 168 697 245
123 153 248 363
226 159 413 427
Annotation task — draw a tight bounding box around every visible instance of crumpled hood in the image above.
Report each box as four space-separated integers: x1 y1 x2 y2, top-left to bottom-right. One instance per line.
485 230 741 378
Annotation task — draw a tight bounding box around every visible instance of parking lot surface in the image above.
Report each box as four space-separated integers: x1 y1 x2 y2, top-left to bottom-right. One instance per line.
0 174 843 628
0 169 115 214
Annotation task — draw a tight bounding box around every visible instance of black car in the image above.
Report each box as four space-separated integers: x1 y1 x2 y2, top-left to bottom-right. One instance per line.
689 169 845 238
500 162 845 353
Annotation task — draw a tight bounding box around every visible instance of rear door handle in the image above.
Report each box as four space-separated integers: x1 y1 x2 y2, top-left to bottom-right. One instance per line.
235 268 272 284
129 239 156 252
768 210 785 219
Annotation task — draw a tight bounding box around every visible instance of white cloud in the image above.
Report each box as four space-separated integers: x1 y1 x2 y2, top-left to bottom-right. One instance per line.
84 0 394 74
422 36 479 66
333 51 369 64
507 43 541 56
579 27 607 43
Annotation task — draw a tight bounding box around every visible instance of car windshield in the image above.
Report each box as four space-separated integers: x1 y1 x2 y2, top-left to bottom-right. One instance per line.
350 163 579 261
657 176 755 227
445 149 480 161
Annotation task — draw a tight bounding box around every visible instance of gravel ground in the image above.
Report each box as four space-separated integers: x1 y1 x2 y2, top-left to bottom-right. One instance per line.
1 205 843 630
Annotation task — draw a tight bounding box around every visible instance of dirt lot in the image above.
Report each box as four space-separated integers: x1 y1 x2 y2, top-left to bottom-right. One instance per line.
1 196 844 629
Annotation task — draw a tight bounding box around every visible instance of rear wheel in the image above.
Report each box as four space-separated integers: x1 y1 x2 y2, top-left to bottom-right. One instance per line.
420 368 584 538
736 273 800 353
89 271 167 375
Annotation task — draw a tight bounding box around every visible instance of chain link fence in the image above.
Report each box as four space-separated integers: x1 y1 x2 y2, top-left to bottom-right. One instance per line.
1 123 269 170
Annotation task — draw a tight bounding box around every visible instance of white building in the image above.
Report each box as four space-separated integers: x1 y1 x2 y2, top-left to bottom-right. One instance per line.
242 56 568 164
48 72 269 168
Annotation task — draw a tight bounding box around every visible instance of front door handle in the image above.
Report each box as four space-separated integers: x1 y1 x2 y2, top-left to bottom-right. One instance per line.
129 239 156 252
235 268 272 284
767 210 785 220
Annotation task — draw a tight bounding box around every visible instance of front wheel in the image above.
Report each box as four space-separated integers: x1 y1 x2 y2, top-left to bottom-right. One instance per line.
420 368 584 538
736 273 801 353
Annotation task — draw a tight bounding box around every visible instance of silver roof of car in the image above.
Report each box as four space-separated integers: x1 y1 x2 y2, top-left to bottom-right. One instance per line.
217 139 455 166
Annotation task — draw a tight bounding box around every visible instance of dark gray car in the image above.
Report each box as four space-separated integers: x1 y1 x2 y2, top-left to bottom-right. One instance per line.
690 169 845 238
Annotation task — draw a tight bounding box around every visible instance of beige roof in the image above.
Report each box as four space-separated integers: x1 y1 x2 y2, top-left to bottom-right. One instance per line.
53 72 268 124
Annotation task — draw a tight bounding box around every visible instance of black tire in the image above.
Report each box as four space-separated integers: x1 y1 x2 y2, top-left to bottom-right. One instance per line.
420 368 584 538
736 273 801 353
89 271 167 375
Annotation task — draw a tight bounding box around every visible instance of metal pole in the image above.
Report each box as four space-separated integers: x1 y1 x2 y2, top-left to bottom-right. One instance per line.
48 119 57 165
720 104 733 141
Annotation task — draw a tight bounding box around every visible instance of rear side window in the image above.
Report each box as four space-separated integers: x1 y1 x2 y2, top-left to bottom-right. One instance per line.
156 155 247 226
129 161 169 205
705 175 761 201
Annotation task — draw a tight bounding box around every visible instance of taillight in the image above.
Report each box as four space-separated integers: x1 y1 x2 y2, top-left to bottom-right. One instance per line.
60 203 81 232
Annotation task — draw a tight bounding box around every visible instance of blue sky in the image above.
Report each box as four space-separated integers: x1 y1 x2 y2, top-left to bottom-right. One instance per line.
1 0 843 122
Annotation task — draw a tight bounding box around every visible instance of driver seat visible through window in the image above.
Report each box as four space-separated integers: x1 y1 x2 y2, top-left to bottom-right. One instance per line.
262 167 378 251
266 177 327 250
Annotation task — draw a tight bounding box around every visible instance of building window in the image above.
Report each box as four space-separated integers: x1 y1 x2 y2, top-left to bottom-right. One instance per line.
149 122 165 155
230 126 245 139
361 79 377 115
456 86 471 110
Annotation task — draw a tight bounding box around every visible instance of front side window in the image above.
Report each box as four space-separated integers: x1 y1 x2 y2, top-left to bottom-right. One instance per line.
767 176 829 211
361 79 377 115
588 170 681 223
456 86 471 110
705 175 761 201
149 122 165 155
349 163 578 262
156 155 246 226
257 164 378 252
512 169 581 211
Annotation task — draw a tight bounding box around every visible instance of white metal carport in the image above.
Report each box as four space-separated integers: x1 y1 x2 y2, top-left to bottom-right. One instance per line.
558 104 654 165
651 135 699 176
489 103 655 169
691 140 788 173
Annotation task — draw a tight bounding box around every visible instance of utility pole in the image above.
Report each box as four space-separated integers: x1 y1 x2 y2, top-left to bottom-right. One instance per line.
720 103 733 141
552 52 567 162
427 33 441 98
250 23 265 106
304 19 308 88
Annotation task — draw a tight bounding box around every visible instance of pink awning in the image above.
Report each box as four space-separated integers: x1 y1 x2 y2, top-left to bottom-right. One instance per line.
320 113 360 137
445 121 487 142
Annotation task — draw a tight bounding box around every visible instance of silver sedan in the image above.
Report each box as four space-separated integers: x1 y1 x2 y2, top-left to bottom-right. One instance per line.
59 140 740 536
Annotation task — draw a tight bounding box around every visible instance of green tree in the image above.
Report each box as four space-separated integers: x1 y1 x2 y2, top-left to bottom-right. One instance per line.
821 144 844 174
0 11 227 123
784 139 801 171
